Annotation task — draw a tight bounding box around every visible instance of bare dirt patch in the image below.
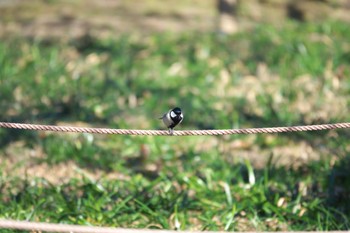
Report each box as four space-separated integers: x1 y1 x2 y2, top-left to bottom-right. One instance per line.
0 0 215 40
1 0 350 40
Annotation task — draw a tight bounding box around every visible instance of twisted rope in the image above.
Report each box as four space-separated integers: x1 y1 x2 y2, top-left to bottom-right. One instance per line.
0 122 349 136
0 219 345 233
0 219 178 233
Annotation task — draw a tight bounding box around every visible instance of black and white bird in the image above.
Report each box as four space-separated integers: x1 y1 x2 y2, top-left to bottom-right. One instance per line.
160 107 183 135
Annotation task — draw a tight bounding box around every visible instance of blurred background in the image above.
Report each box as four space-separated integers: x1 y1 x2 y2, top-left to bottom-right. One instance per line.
1 0 350 38
0 0 350 231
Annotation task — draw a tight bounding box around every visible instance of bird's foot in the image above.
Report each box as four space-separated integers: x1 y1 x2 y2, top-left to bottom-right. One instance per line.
168 128 174 136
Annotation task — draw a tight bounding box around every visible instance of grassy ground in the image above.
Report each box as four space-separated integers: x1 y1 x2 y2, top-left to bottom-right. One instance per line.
1 20 350 231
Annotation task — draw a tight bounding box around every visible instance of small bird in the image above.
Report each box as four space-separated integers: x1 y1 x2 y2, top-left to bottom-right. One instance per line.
160 107 183 135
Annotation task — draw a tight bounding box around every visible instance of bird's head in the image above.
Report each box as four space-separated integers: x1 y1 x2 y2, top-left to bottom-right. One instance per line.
172 107 182 115
170 107 182 119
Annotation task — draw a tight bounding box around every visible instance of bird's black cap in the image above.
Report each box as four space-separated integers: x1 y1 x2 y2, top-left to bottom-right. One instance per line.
172 107 182 114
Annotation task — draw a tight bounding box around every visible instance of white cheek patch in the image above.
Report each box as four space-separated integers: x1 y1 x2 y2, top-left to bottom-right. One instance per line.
170 111 176 118
179 113 184 123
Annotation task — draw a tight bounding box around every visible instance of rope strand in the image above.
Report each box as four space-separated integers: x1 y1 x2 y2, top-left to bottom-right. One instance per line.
0 122 349 136
0 219 345 233
0 219 178 233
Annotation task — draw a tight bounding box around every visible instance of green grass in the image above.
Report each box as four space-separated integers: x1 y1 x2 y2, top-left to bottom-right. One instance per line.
1 20 350 231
